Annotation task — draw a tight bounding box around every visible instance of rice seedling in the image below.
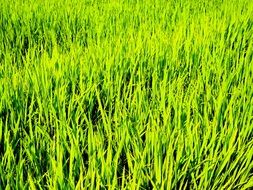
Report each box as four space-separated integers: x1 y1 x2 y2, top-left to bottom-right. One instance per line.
0 0 253 189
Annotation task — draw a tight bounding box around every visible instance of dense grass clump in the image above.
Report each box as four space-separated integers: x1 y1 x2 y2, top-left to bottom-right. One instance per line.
0 0 253 189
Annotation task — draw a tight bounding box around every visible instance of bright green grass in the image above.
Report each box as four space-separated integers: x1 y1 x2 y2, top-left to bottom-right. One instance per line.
0 0 253 189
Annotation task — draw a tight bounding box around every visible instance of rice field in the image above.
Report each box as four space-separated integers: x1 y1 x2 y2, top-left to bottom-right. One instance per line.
1 0 253 189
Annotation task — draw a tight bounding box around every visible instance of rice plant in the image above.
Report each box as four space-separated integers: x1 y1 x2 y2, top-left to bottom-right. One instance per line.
0 0 253 189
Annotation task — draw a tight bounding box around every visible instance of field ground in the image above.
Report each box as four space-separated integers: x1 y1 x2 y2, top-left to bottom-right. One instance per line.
0 0 253 189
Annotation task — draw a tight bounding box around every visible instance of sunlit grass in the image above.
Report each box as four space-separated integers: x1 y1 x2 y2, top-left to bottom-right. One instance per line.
0 0 253 189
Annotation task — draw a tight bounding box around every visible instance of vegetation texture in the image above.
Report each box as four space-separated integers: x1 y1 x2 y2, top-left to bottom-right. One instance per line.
0 0 253 189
